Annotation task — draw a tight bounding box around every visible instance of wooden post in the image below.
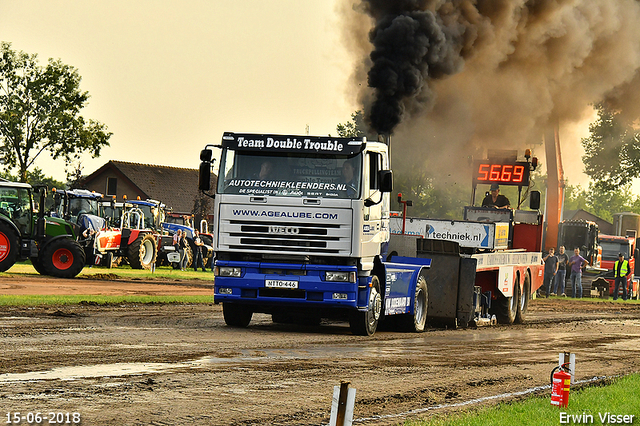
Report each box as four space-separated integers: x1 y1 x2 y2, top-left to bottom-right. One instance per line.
330 381 356 426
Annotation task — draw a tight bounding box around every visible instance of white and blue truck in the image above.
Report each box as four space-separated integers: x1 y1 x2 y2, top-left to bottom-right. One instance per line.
198 133 543 335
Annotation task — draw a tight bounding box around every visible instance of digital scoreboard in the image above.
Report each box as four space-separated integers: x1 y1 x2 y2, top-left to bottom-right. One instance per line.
473 161 531 186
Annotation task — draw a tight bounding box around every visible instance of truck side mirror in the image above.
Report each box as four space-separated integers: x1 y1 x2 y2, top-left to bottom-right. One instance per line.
199 162 211 191
529 190 540 210
200 148 213 162
379 170 393 193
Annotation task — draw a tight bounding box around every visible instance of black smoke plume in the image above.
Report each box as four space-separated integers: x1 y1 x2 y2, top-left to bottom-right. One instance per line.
364 0 478 134
344 0 640 183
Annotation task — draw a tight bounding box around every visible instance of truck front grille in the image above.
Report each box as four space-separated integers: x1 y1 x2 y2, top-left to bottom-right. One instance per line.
218 204 352 256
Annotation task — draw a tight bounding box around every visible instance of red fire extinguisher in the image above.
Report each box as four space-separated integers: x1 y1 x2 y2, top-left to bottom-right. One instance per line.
550 363 572 408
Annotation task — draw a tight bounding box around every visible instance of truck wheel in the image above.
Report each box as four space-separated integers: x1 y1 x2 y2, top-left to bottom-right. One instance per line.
223 303 253 327
349 275 382 336
0 223 19 272
41 239 86 278
30 257 49 275
515 272 530 324
495 277 521 325
127 233 157 270
399 275 429 332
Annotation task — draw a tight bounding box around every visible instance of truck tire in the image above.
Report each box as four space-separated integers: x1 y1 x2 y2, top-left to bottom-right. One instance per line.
41 239 86 278
495 277 520 325
223 303 253 327
399 275 429 332
349 275 382 336
127 233 157 270
0 223 19 272
515 272 530 324
30 257 48 275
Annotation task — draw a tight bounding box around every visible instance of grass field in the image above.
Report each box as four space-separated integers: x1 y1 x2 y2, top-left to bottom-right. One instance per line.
0 294 216 306
408 374 640 426
0 261 215 305
3 261 215 282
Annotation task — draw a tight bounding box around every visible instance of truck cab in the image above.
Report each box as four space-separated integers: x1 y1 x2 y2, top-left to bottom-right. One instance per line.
200 133 398 334
598 233 638 298
213 133 391 266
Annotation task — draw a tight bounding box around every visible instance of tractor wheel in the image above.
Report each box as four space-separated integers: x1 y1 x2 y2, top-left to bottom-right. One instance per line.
30 257 48 275
399 275 429 332
127 233 157 270
515 272 531 324
41 239 86 278
0 223 19 272
494 276 521 325
222 303 253 327
98 252 120 269
349 275 382 336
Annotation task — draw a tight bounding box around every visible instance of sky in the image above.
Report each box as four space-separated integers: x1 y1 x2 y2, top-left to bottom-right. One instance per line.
0 0 601 191
0 0 359 182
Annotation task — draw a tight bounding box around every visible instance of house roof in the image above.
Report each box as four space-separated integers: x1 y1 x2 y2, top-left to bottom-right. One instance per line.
82 160 216 214
563 209 614 234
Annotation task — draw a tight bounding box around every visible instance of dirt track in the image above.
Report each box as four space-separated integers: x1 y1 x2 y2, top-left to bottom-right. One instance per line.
1 274 639 426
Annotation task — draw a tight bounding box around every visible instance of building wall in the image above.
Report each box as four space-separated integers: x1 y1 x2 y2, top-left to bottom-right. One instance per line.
83 171 146 202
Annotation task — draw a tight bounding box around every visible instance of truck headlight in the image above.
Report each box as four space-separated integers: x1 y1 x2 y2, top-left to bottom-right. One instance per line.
216 266 242 277
325 271 356 282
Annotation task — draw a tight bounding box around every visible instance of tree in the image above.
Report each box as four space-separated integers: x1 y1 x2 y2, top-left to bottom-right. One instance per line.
582 103 640 191
65 161 85 189
335 111 468 219
0 42 111 182
0 167 64 190
336 110 370 138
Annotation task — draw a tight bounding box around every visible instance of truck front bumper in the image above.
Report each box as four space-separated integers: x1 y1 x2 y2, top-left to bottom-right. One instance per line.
213 260 367 309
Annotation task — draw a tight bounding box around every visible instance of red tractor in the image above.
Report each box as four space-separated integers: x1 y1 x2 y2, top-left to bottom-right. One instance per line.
93 207 158 270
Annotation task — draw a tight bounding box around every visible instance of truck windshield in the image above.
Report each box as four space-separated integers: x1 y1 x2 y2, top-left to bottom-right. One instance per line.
132 204 163 229
69 198 99 217
217 149 362 199
601 241 630 260
560 227 588 253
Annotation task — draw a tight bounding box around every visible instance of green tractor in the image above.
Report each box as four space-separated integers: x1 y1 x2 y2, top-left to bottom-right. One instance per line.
0 180 85 278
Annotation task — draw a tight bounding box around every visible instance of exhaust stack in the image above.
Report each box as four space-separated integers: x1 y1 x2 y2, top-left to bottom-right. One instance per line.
377 134 391 145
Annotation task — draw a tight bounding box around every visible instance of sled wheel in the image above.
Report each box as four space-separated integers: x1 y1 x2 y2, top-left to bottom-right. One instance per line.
495 275 521 325
515 272 530 324
349 275 382 336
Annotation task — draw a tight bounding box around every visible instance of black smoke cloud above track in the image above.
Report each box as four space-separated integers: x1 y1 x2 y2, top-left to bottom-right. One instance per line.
363 0 478 134
367 9 464 134
357 0 640 142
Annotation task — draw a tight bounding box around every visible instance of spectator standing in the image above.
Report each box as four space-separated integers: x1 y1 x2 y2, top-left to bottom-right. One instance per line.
568 248 588 298
553 246 569 296
180 231 190 271
193 230 206 272
173 230 182 269
543 248 558 297
613 252 629 301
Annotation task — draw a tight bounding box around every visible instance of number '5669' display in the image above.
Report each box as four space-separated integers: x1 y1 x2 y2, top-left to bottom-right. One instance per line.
473 161 531 186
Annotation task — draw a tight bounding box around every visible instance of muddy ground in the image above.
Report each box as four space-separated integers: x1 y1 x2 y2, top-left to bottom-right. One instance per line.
1 274 639 425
